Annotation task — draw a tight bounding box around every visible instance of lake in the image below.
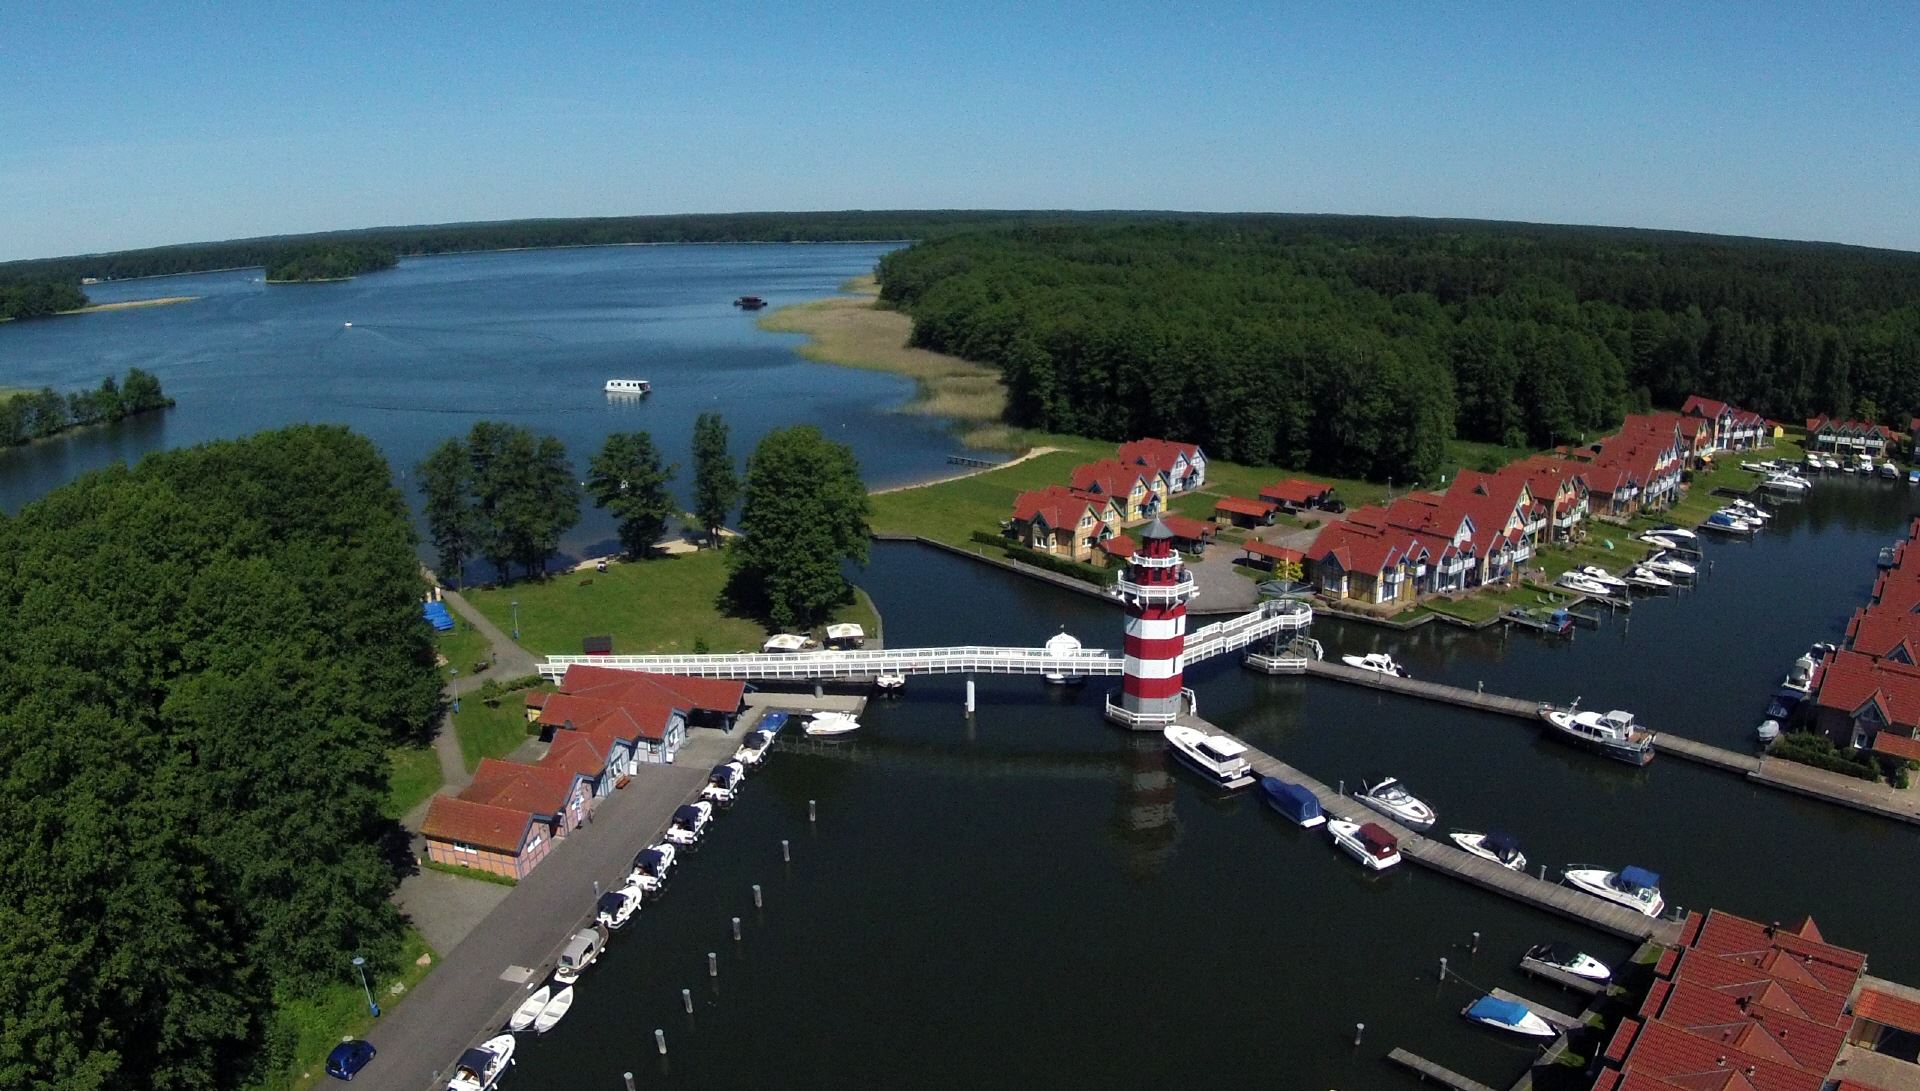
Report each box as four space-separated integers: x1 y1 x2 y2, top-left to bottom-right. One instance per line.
0 243 965 564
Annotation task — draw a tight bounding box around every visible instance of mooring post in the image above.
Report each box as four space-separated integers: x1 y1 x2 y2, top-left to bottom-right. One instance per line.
731 917 742 942
808 799 817 823
965 678 976 714
624 1072 636 1091
1353 1022 1365 1046
781 839 791 862
707 952 718 978
752 883 763 908
1539 863 1548 880
1471 931 1481 954
1337 779 1344 797
681 988 693 1014
655 1029 667 1055
592 879 601 898
1439 956 1448 980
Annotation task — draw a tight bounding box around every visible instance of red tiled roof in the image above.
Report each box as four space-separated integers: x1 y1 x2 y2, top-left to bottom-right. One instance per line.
1259 478 1331 505
1870 731 1920 761
1241 539 1303 564
1812 649 1920 731
539 733 609 779
1616 1017 1823 1091
1115 438 1200 475
1158 514 1214 541
557 665 746 714
462 758 581 816
1806 415 1900 442
1098 535 1136 558
1214 496 1275 518
1013 485 1101 530
1853 987 1920 1036
421 796 538 854
1070 459 1154 499
1848 605 1920 660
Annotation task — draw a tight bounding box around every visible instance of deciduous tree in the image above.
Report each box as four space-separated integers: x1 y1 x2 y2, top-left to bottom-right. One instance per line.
691 412 738 547
733 426 869 629
589 431 676 558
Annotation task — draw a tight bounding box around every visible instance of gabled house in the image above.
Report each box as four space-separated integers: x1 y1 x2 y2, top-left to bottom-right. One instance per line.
1305 520 1420 605
1809 648 1920 760
531 666 746 767
1010 485 1112 561
1845 606 1920 665
1258 478 1335 512
1213 496 1276 529
1070 459 1168 522
1680 395 1768 451
464 757 593 835
1115 438 1207 493
1806 415 1900 457
420 796 555 880
1513 456 1589 541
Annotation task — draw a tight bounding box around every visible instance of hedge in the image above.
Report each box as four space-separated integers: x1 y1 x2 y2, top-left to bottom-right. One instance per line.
1769 731 1878 781
969 531 1116 587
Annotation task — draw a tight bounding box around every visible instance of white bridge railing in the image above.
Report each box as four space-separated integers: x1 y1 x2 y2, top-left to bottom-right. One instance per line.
538 599 1313 682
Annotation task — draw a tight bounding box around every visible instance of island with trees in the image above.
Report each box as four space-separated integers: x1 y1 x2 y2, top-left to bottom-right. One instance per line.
0 277 87 320
263 243 399 283
0 367 173 446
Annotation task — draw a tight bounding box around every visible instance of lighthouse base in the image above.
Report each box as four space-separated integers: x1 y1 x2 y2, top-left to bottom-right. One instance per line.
1103 689 1196 731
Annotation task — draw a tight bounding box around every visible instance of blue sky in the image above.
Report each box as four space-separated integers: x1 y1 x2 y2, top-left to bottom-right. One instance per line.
3 2 1916 260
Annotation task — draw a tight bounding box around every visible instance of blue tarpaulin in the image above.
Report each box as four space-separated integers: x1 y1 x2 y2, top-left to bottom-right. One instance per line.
1466 997 1532 1026
422 602 454 632
1619 866 1661 891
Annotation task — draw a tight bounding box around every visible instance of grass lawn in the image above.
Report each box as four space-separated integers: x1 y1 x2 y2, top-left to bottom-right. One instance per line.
432 621 493 680
1445 437 1541 473
1626 435 1807 535
1536 537 1651 580
453 687 547 772
465 549 772 657
382 745 443 819
259 928 436 1091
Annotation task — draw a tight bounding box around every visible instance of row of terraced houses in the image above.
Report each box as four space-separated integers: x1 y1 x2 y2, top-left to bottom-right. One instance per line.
1006 438 1219 564
1306 396 1773 606
1804 516 1920 777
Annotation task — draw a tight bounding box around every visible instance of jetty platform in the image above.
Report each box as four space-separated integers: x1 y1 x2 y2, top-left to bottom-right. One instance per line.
1516 953 1606 996
1293 660 1920 827
1386 1048 1498 1091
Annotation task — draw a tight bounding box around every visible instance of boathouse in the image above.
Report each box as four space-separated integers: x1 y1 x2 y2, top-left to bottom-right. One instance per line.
1213 496 1276 529
420 795 556 881
1257 478 1334 513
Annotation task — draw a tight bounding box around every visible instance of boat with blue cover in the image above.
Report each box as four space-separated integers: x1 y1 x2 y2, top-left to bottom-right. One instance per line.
1563 864 1665 917
1462 995 1555 1038
1258 776 1325 827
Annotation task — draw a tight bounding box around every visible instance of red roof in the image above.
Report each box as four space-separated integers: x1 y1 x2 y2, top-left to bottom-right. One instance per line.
539 733 609 779
1241 539 1303 564
1812 649 1920 731
421 796 539 854
1098 535 1136 559
1870 730 1920 761
1853 987 1920 1035
1012 485 1103 530
1114 437 1200 476
1847 606 1920 661
557 665 746 714
1158 514 1214 541
1070 459 1154 499
1259 478 1331 505
1806 415 1900 442
1214 496 1275 518
462 758 582 816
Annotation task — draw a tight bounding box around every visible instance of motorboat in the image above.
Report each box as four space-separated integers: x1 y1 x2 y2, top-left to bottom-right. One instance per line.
1761 472 1811 494
733 729 774 767
1258 776 1325 827
1622 566 1672 589
1162 725 1255 790
1339 651 1409 678
1908 469 1920 485
445 1034 515 1091
1640 552 1695 578
701 761 745 806
1781 652 1819 695
1573 566 1629 592
596 885 641 930
1702 510 1755 535
1327 819 1401 871
533 985 574 1034
1859 456 1876 475
1756 719 1781 745
755 711 789 738
1646 524 1697 542
663 802 713 846
603 378 651 396
733 295 767 310
1043 629 1088 684
552 925 607 984
1539 703 1656 765
1638 532 1680 550
1449 830 1526 872
1563 865 1665 917
628 843 676 896
1727 499 1771 522
1556 572 1614 597
804 711 861 737
1354 777 1436 830
1881 463 1902 480
874 672 906 693
1525 941 1612 983
1739 459 1777 473
1462 995 1556 1039
507 985 551 1032
1881 545 1900 569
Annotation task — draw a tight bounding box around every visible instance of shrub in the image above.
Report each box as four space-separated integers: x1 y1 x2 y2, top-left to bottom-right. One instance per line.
1769 731 1877 781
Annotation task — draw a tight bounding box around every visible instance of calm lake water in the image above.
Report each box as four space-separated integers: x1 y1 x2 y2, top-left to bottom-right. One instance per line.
0 244 962 563
513 477 1919 1091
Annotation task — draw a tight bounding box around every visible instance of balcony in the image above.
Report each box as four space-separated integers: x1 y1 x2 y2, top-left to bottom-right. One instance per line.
1114 574 1197 605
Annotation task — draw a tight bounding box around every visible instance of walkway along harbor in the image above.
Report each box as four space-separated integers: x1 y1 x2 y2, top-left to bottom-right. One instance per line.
1287 658 1920 826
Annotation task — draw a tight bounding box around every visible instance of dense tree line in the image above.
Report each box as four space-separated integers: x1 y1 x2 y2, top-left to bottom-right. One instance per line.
0 278 87 319
0 211 1160 283
732 425 868 629
264 244 399 282
0 426 442 1090
0 367 171 446
878 222 1920 480
419 422 581 584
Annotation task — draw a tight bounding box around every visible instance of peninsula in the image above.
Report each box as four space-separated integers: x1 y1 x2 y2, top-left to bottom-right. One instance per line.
264 243 398 283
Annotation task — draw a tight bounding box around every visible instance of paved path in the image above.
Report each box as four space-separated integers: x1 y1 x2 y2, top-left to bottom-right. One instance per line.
401 590 542 830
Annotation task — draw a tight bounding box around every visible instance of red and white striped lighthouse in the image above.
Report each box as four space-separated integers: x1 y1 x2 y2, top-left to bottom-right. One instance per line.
1106 517 1197 729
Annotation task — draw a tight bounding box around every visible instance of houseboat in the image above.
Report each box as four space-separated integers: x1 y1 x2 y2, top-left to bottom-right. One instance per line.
733 295 767 310
1162 725 1255 790
1539 703 1656 765
1328 819 1401 871
1258 776 1325 827
1462 996 1555 1038
445 1034 515 1091
1562 865 1665 917
1449 830 1526 872
603 378 651 396
1354 777 1436 830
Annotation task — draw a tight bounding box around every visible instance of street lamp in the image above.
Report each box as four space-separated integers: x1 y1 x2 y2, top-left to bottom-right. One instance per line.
511 600 520 641
351 955 380 1018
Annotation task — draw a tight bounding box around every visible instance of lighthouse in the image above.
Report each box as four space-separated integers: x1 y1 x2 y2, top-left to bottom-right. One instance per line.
1106 517 1197 729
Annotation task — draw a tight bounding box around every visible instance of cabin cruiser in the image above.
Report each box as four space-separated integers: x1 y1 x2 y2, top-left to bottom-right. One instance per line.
1340 651 1409 678
1881 544 1900 569
733 729 774 768
508 985 551 1032
1525 941 1612 982
446 1034 515 1091
1639 551 1695 578
628 843 676 896
1646 524 1697 543
1563 865 1665 917
1638 532 1681 550
1556 571 1614 597
603 378 651 396
596 885 641 930
1756 719 1781 745
1539 702 1656 765
1572 566 1629 592
1327 819 1401 871
1162 725 1256 790
663 802 713 846
874 672 906 693
1258 776 1325 827
1042 629 1088 684
1622 566 1672 589
1881 462 1902 480
1781 652 1820 695
701 761 745 806
552 924 608 984
1462 996 1555 1038
804 711 861 736
1761 472 1811 495
1703 510 1756 535
1449 830 1526 872
1354 777 1436 830
1726 499 1771 522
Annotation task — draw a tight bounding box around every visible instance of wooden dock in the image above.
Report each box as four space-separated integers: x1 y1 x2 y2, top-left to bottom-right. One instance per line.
1301 659 1541 719
1517 954 1605 996
1182 711 1680 944
1487 988 1581 1032
1387 1048 1498 1091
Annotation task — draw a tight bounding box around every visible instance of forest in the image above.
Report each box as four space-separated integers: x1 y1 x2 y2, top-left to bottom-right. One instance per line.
0 426 443 1090
0 277 87 320
878 220 1920 481
0 367 172 446
264 244 399 282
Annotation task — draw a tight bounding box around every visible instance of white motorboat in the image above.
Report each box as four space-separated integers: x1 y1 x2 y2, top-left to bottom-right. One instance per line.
1640 552 1695 578
1756 719 1781 745
1328 819 1400 871
1539 703 1656 765
1761 472 1811 494
552 925 607 983
1525 941 1612 983
1556 572 1613 597
1859 456 1876 474
1463 995 1556 1038
507 985 551 1032
603 378 651 396
1781 652 1819 695
874 672 906 693
1162 725 1255 790
1339 652 1409 678
534 985 575 1034
701 761 745 806
1727 499 1771 522
1573 566 1629 591
662 802 713 846
733 729 774 767
596 885 641 930
1563 865 1665 917
446 1034 515 1091
1702 510 1756 535
628 843 676 896
1449 830 1526 872
1638 532 1680 550
804 711 861 737
1042 629 1088 684
1739 459 1776 473
1622 566 1672 589
1646 524 1697 542
1354 777 1436 830
1881 462 1902 480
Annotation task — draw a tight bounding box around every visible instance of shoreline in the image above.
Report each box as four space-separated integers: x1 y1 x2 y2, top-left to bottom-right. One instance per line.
58 295 198 315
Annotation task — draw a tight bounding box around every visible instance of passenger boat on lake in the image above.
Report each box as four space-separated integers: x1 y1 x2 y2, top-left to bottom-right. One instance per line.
604 378 651 395
1538 702 1656 765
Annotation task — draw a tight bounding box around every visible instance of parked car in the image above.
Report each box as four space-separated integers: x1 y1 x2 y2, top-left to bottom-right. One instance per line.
325 1040 376 1081
1324 498 1347 513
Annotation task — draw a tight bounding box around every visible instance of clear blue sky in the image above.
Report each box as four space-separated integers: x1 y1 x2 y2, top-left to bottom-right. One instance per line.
3 1 1916 261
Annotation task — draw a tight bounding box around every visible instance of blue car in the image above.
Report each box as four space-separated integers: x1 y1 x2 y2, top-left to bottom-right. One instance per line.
326 1040 376 1081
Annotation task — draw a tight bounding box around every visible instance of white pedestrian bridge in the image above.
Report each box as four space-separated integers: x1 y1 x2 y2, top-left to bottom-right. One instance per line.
537 598 1313 682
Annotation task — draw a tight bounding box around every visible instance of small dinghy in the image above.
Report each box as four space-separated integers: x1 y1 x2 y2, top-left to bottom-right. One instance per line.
1355 776 1436 830
508 985 551 1032
533 985 574 1034
805 712 861 737
874 672 906 693
1340 651 1409 677
1463 995 1556 1038
1525 941 1611 982
1756 719 1781 745
1449 830 1526 872
1258 776 1325 827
